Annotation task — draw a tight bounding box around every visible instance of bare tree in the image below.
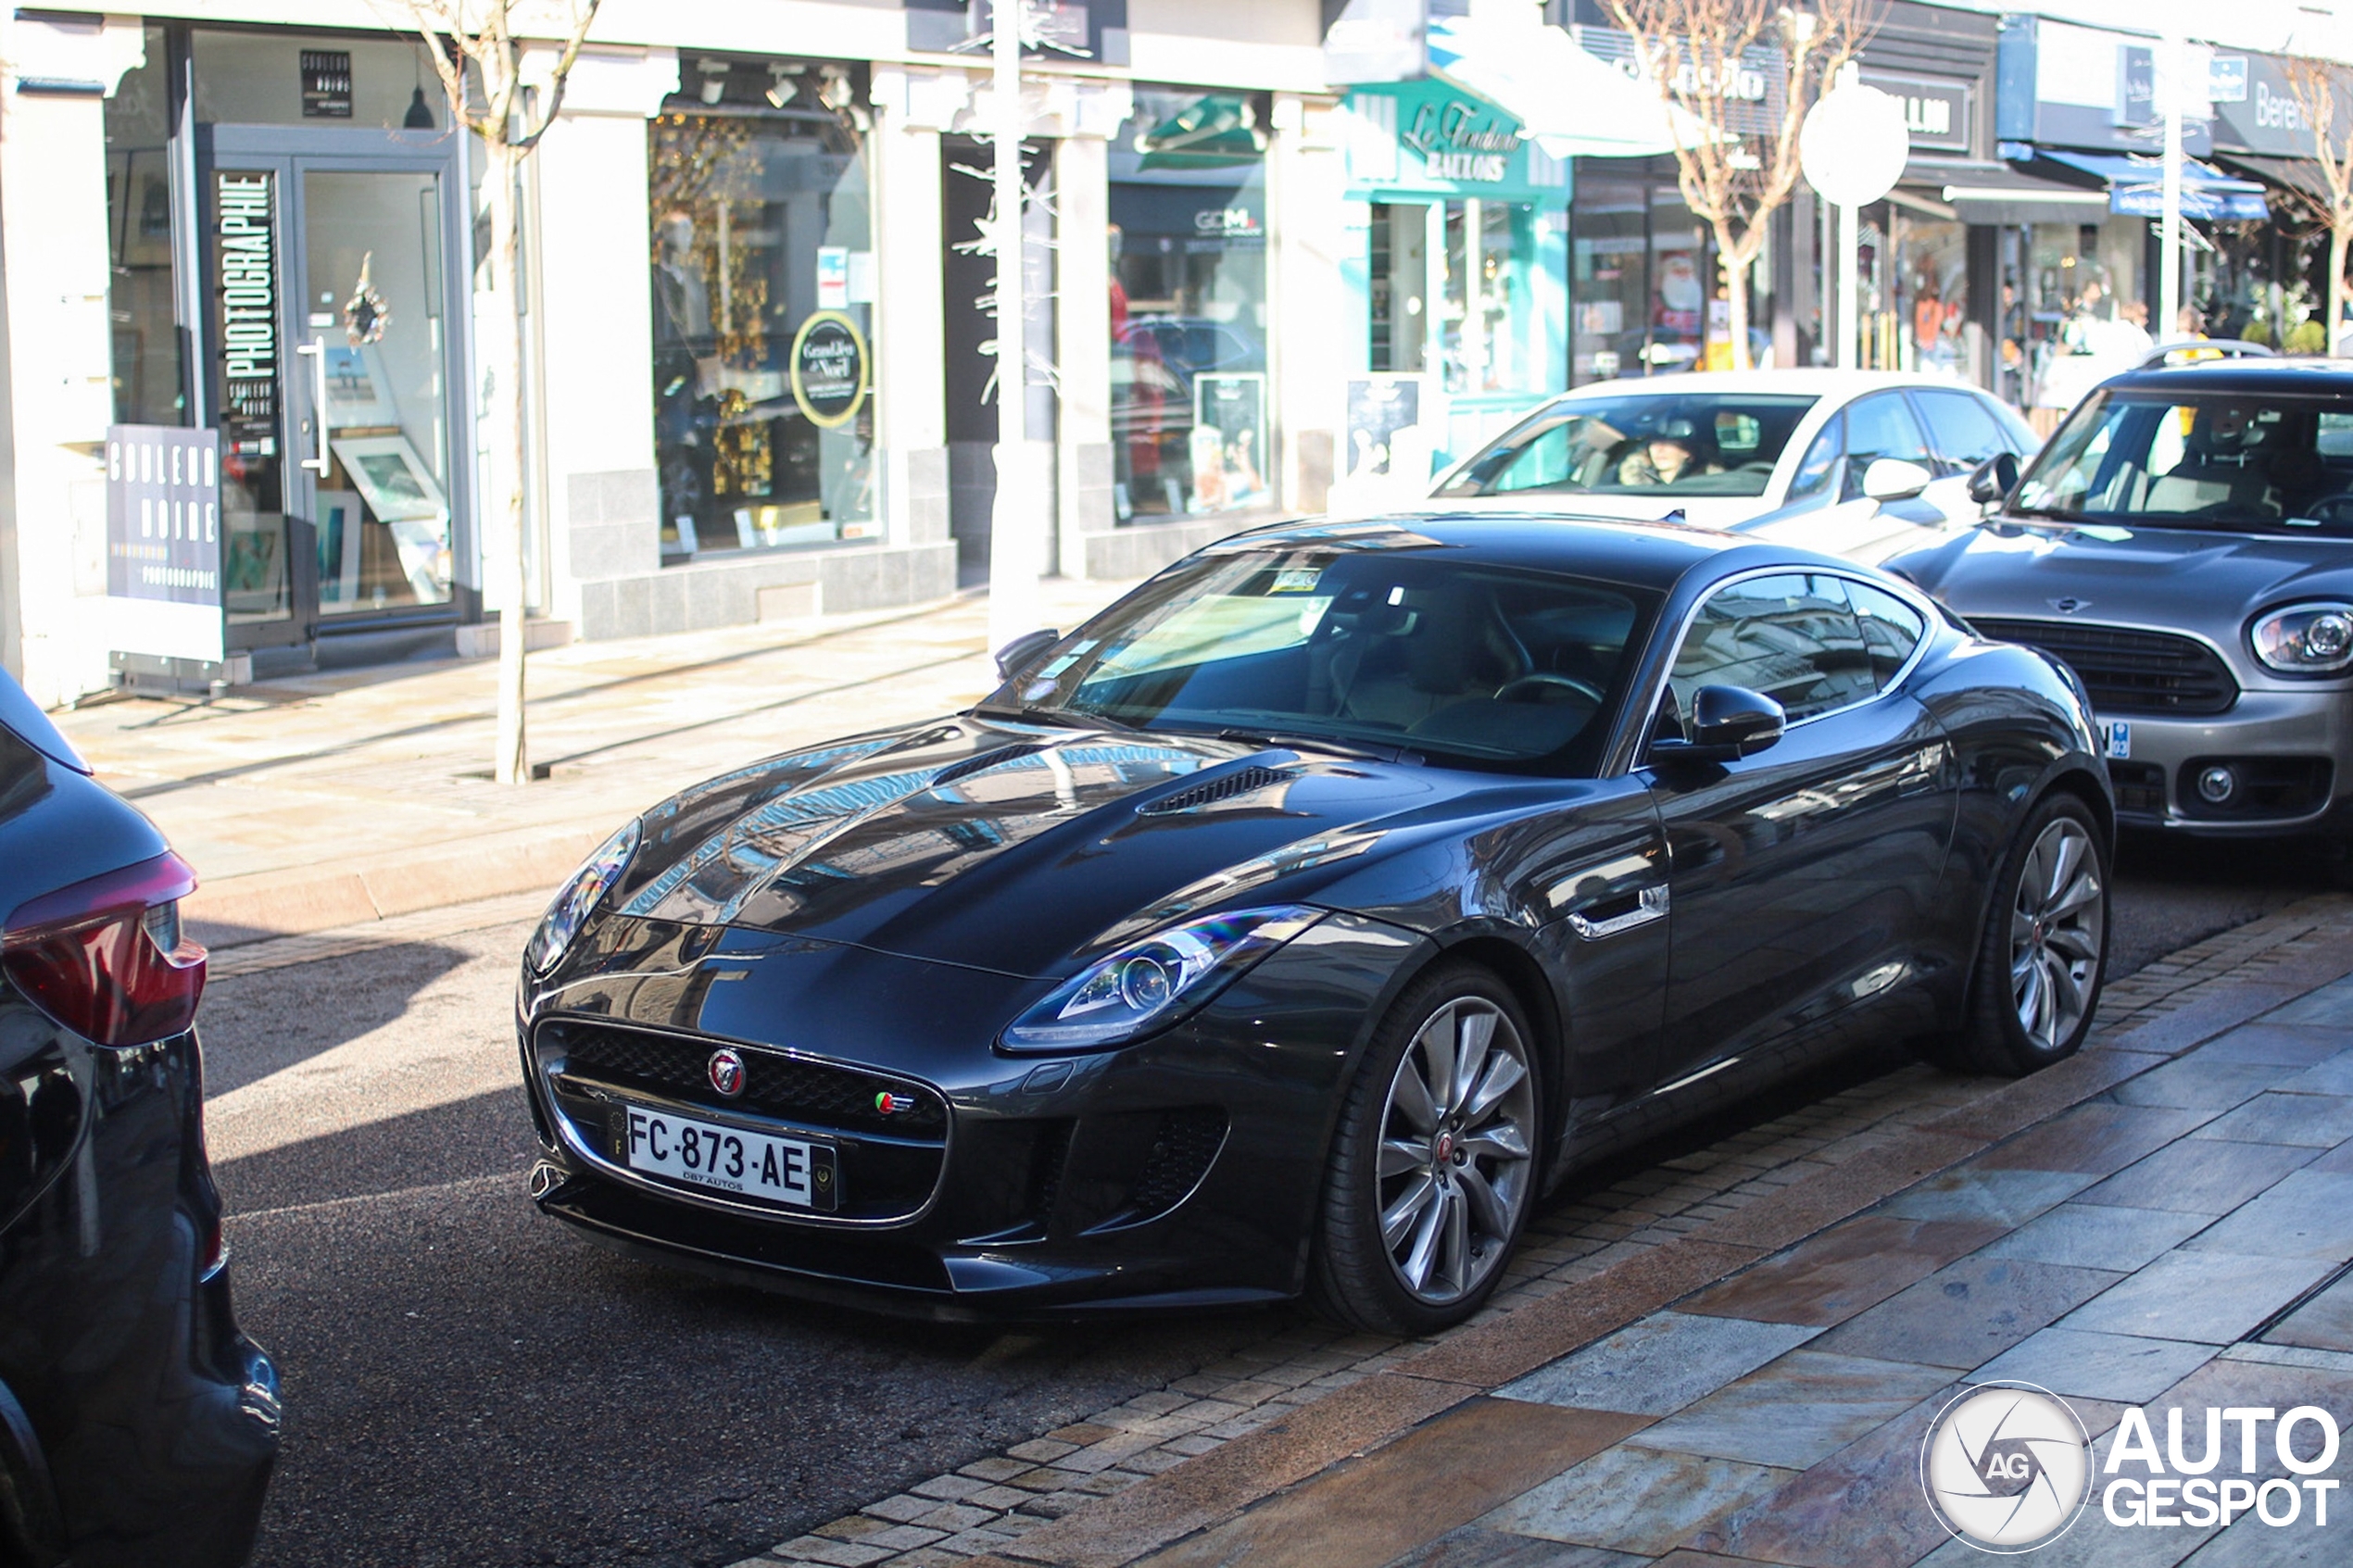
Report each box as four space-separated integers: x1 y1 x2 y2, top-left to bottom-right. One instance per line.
2286 55 2353 356
1604 0 1878 370
399 0 604 784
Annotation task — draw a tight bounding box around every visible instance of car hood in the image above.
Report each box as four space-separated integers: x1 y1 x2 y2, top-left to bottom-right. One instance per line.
605 715 1488 978
1889 521 2353 635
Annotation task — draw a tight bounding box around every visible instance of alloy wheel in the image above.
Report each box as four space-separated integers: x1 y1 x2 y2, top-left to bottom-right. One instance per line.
1374 997 1536 1305
2008 817 2105 1054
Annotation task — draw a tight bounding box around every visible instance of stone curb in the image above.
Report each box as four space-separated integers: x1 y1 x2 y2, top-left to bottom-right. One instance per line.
942 925 2353 1568
184 820 607 947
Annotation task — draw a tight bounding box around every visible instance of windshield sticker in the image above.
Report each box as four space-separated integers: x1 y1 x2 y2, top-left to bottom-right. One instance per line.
1269 567 1324 595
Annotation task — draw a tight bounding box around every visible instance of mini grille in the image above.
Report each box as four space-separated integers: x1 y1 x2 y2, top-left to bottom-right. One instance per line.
932 744 1047 789
1135 766 1290 816
1970 618 2239 717
548 1022 947 1137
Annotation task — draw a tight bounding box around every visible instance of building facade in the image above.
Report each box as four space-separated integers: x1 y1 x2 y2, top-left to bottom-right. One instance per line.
0 0 1353 708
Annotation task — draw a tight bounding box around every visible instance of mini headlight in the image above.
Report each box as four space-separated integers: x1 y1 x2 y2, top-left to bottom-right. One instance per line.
2252 603 2353 674
525 821 641 975
1000 906 1326 1053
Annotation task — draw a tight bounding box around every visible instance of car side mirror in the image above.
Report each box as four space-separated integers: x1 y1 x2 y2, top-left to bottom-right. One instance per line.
1862 457 1934 503
994 628 1062 683
1651 684 1786 765
1966 452 2020 506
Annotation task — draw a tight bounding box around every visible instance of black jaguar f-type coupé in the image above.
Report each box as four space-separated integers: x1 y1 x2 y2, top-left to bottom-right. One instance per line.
519 515 2112 1332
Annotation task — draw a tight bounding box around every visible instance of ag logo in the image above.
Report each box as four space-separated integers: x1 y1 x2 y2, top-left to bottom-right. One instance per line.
1921 1381 2092 1552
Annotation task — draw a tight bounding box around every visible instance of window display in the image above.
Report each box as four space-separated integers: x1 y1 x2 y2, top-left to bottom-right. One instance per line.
648 59 876 562
107 27 185 427
1109 88 1270 523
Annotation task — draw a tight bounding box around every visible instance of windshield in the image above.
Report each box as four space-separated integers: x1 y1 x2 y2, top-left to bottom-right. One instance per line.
992 543 1658 773
2014 390 2353 534
1437 393 1818 500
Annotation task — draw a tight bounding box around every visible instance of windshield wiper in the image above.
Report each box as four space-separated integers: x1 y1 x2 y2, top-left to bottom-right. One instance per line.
1214 727 1415 763
971 702 1138 733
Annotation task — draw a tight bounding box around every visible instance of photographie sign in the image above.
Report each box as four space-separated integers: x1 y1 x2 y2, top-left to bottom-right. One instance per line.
214 170 279 459
106 425 225 664
789 311 869 429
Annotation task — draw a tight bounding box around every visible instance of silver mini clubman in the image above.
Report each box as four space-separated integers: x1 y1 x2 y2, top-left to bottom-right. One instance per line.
1891 358 2353 844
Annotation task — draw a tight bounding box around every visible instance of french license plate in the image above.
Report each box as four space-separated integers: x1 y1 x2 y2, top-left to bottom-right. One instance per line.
621 1106 837 1211
2105 721 2132 759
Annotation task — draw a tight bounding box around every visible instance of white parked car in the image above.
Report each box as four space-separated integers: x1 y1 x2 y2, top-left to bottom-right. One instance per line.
1429 370 2042 565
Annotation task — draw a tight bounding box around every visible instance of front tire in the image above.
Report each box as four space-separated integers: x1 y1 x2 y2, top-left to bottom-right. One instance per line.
1309 961 1541 1335
1932 792 2109 1076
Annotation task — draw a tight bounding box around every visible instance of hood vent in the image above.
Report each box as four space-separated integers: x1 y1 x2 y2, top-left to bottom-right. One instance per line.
931 743 1048 789
1137 764 1291 816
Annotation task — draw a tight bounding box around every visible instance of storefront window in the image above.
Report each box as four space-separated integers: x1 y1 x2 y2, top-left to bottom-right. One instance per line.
2022 215 2149 428
1650 186 1708 374
191 31 447 131
107 27 186 426
1572 179 1643 383
648 60 876 562
1109 88 1269 522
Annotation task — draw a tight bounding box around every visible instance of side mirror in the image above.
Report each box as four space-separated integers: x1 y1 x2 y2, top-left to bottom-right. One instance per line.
1861 457 1935 503
994 628 1062 683
1652 684 1786 764
1965 452 2020 507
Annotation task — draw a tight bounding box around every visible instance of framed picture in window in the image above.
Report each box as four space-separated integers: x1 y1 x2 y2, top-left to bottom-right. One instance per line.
322 345 398 431
331 433 447 523
1190 372 1269 513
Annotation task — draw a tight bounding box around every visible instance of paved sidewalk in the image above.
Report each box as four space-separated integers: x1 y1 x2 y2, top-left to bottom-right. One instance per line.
50 580 1137 945
737 896 2353 1568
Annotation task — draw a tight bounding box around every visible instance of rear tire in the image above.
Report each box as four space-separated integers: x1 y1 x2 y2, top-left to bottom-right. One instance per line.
1926 792 2109 1077
1308 961 1541 1335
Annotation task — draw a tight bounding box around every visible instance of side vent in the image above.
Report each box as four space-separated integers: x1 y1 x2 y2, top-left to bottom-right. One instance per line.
1136 765 1291 816
1085 1107 1228 1232
931 744 1047 789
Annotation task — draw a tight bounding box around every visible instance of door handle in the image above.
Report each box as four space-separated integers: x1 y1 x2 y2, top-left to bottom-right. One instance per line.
296 334 329 476
1567 883 1668 941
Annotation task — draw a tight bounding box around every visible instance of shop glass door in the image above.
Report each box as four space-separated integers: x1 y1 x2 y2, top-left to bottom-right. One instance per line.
298 168 453 620
208 144 462 646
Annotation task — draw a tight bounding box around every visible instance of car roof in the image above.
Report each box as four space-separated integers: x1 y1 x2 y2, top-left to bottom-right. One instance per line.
1541 370 1980 400
1213 510 1852 595
2094 358 2353 399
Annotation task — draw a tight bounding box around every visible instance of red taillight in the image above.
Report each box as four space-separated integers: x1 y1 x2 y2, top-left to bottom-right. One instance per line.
1 851 207 1047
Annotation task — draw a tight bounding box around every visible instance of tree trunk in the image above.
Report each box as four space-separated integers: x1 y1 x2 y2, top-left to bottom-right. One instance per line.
2333 225 2349 358
1717 224 1755 373
484 138 531 785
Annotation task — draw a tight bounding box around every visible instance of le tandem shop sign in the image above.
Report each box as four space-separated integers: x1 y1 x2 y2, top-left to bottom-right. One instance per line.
1403 98 1521 184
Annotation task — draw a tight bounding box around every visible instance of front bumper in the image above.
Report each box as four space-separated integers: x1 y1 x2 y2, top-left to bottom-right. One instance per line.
520 913 1430 1315
2096 686 2353 834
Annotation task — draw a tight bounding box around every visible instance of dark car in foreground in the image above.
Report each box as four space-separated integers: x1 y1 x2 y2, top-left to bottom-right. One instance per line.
0 678 277 1567
1892 359 2353 842
521 515 2112 1333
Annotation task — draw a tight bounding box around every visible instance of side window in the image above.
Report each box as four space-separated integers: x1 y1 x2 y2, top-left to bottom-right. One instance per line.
1914 389 2011 471
1844 580 1929 687
1784 413 1843 504
1667 573 1876 727
1840 394 1933 499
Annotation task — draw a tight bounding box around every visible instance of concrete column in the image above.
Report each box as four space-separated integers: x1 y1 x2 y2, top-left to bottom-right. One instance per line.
0 14 146 704
521 47 676 632
870 77 950 552
1054 133 1112 579
1269 92 1346 518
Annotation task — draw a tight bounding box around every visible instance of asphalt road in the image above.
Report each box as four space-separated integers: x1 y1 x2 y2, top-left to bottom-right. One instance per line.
203 834 2332 1568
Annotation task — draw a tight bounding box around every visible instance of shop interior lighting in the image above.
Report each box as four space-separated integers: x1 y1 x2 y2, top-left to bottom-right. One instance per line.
817 66 853 112
765 63 803 109
698 57 729 106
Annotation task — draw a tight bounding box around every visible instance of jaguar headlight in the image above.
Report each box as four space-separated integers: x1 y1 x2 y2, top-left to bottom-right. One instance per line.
2252 603 2353 674
1000 906 1326 1053
525 821 641 975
